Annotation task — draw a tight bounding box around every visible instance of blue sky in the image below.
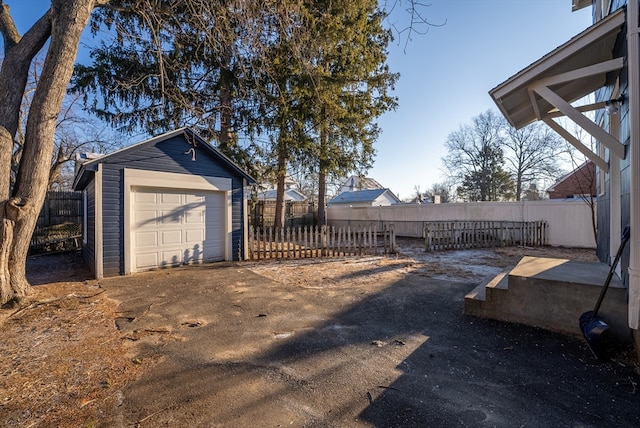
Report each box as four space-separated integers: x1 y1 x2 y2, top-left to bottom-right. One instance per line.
6 1 592 199
375 0 592 200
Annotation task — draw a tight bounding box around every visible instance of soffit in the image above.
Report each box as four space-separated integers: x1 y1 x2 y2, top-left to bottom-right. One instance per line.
489 8 625 129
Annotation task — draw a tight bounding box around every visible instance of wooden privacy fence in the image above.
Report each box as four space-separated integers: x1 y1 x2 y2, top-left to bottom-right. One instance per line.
424 220 547 252
248 225 396 260
251 201 315 228
31 191 83 254
36 190 83 227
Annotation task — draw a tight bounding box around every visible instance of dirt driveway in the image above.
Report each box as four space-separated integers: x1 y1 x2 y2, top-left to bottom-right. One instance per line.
4 240 640 427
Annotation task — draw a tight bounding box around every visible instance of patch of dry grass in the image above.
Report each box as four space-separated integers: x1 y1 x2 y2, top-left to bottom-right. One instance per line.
0 282 151 428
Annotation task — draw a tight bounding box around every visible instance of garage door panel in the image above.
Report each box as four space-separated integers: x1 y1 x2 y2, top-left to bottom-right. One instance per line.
161 192 181 204
185 229 204 243
185 193 205 203
183 245 204 264
135 210 159 227
135 191 157 204
132 187 226 272
160 210 182 225
184 210 205 224
203 242 224 262
161 249 183 266
135 231 158 247
136 252 159 269
161 230 183 245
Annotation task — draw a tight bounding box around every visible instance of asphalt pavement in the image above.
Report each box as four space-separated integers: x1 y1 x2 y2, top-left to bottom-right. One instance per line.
99 262 640 427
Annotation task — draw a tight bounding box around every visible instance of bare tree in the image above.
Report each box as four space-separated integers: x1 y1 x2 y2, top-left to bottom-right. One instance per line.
565 144 598 244
443 110 513 201
0 0 105 305
501 119 565 201
425 181 451 203
13 57 120 190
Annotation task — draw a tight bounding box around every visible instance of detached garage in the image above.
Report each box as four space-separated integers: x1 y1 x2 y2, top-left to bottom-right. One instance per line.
73 128 255 278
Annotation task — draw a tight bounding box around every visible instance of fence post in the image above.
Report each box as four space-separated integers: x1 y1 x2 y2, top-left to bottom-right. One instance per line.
249 226 253 260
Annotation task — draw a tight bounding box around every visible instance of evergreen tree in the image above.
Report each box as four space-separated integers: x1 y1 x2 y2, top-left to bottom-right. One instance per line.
296 0 398 225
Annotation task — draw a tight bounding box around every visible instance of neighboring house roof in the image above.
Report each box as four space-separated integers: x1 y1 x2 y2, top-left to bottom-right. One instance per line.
546 161 596 199
337 176 384 194
73 128 255 190
257 188 308 202
328 188 400 206
256 175 307 201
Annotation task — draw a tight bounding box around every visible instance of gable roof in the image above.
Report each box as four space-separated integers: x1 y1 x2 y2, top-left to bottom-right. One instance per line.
257 188 308 202
546 161 595 195
338 176 384 193
73 128 255 190
329 188 399 205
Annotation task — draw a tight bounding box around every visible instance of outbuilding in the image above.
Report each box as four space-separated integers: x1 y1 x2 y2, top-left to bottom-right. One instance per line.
73 128 255 278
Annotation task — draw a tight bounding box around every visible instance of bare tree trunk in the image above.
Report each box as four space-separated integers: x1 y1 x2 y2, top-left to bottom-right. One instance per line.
317 126 328 226
274 139 287 230
0 0 99 305
515 171 523 201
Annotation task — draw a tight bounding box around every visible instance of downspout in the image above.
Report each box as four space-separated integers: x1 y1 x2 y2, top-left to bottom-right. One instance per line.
627 0 640 330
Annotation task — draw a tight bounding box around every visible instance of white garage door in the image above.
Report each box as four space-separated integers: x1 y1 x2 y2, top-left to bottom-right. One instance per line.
131 187 226 271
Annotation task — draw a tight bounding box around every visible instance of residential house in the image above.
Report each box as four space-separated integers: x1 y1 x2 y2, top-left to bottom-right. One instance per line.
328 188 401 207
256 176 307 202
546 161 597 199
490 0 640 356
337 176 384 194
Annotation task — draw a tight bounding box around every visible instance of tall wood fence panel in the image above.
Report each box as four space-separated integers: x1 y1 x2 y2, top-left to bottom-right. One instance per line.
248 225 395 260
424 220 547 251
250 201 315 228
31 191 83 254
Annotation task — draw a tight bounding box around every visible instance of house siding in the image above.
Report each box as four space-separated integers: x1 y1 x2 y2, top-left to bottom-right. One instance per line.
595 0 631 272
83 181 96 276
97 135 246 276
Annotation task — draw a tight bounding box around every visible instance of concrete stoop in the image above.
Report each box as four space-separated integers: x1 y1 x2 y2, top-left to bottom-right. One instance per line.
464 256 631 341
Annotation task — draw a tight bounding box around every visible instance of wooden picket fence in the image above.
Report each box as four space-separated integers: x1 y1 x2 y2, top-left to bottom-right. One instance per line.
424 220 547 252
248 225 396 260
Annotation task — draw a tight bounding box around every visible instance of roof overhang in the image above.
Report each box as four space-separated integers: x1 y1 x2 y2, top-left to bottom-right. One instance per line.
572 0 591 12
489 8 626 173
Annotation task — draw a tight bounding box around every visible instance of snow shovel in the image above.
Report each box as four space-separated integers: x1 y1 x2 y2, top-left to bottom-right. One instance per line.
579 225 630 360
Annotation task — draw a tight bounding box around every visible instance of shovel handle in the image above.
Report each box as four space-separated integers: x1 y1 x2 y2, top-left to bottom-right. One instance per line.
592 225 630 318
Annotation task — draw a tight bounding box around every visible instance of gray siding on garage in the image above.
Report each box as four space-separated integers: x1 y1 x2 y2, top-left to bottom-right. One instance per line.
83 181 97 275
97 134 246 276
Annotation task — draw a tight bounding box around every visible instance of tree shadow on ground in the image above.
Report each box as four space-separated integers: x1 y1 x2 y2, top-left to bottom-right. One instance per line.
26 250 93 285
118 263 640 426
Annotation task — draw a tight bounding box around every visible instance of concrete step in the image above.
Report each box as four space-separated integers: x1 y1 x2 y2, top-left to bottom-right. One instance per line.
463 256 631 341
464 271 507 317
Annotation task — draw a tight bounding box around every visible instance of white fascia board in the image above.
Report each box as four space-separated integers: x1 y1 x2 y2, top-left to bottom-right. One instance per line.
492 9 625 100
